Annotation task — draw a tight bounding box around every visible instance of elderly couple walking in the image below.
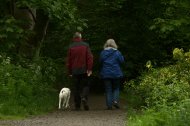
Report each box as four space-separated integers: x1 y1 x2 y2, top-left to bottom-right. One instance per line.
66 32 125 111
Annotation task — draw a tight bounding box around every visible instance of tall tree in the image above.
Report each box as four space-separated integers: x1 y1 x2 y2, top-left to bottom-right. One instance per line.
0 0 79 60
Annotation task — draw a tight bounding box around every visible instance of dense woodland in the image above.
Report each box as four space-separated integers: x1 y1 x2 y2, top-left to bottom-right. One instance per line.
1 0 190 125
1 0 190 77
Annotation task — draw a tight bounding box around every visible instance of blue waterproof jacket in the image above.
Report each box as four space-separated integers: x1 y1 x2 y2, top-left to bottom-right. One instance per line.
100 47 124 79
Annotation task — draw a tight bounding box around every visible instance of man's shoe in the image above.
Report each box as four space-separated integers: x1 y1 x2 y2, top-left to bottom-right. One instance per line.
74 107 81 111
82 98 89 111
106 107 112 110
84 105 89 111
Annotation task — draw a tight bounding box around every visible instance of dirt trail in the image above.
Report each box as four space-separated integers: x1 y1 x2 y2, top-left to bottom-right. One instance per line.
0 94 127 126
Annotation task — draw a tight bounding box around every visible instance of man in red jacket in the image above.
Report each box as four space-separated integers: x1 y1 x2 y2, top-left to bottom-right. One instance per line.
67 32 93 111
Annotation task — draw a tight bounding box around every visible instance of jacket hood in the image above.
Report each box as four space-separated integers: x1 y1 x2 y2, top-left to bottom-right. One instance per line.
104 47 117 50
103 47 117 54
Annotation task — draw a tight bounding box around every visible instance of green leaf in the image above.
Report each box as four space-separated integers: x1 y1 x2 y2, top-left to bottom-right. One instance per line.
0 34 7 38
6 27 14 32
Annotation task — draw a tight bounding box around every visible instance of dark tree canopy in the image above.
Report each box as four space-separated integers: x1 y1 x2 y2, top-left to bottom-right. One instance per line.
0 0 190 79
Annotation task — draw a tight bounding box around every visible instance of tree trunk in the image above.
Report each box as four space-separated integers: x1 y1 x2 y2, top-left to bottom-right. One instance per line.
15 8 49 60
31 9 49 61
34 18 49 61
14 4 36 30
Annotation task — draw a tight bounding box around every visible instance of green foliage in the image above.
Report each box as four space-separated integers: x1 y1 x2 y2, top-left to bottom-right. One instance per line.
127 48 190 108
0 0 83 60
126 48 190 125
140 68 189 107
16 0 80 27
75 0 190 80
145 60 152 69
173 48 184 61
150 0 190 50
0 16 30 55
1 0 190 80
0 55 58 117
127 99 190 126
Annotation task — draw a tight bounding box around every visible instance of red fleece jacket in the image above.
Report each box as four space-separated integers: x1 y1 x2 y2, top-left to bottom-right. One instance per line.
67 38 93 75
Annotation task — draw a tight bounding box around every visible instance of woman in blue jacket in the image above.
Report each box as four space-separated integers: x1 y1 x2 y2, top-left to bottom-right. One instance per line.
100 39 125 110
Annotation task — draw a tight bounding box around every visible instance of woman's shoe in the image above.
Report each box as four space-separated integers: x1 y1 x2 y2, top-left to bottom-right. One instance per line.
106 107 112 110
113 102 120 109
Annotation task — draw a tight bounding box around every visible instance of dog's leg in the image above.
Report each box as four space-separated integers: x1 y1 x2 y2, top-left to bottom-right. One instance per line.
62 96 67 109
66 92 70 108
59 96 62 109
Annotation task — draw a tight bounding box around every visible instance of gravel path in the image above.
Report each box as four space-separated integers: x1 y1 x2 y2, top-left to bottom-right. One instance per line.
0 94 127 126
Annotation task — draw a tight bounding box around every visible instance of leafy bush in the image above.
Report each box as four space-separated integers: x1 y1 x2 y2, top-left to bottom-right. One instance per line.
138 66 190 108
125 48 190 126
0 55 58 117
127 48 190 108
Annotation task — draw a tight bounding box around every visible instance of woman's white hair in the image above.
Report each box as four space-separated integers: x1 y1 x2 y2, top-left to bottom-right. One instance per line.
104 39 118 49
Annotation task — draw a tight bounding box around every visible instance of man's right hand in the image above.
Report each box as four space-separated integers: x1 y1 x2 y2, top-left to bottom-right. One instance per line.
87 70 92 77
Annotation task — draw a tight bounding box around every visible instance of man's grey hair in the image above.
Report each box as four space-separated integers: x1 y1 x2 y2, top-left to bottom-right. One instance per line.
73 32 82 38
104 39 118 49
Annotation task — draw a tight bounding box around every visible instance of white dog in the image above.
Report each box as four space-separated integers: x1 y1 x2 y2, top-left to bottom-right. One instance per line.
58 87 71 109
